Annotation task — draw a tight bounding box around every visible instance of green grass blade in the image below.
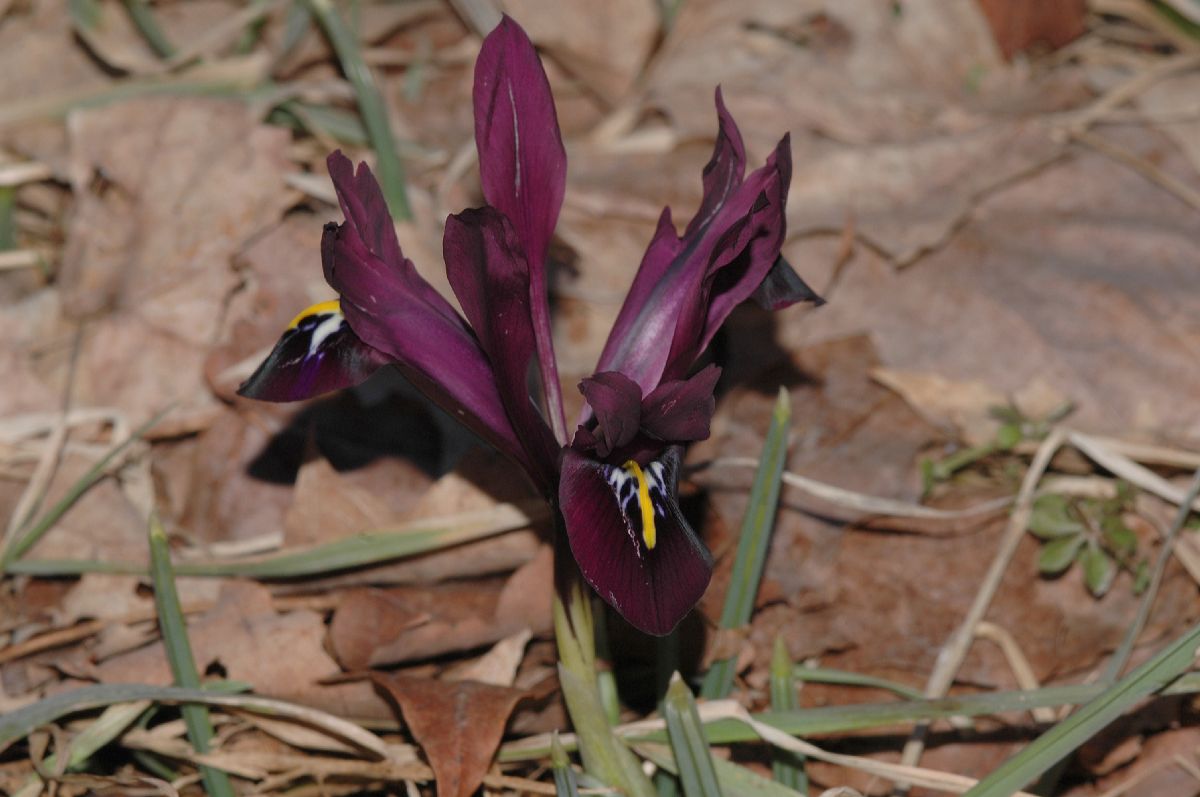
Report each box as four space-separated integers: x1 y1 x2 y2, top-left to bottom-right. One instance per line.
638 742 805 797
148 514 236 797
0 65 267 128
0 186 16 250
701 388 790 699
269 100 369 145
664 674 721 797
305 0 411 219
770 638 806 791
123 0 177 58
9 501 544 578
792 664 925 701
2 407 170 570
500 673 1200 761
9 700 149 795
551 732 581 797
964 621 1200 797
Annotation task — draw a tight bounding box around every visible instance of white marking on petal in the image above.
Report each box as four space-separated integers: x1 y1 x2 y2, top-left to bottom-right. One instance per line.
308 313 343 355
508 82 521 197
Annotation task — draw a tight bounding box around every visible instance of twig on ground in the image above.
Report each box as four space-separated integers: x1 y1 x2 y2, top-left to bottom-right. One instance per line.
897 428 1067 781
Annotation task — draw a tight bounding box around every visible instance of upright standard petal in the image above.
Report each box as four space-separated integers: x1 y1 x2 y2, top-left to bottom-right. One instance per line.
560 447 713 636
474 15 568 439
473 15 566 272
683 88 746 239
443 207 559 488
320 156 544 487
237 300 391 402
595 94 820 395
660 136 792 381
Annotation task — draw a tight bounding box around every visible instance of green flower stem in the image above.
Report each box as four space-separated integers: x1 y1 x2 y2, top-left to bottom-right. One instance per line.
305 0 411 220
554 529 654 797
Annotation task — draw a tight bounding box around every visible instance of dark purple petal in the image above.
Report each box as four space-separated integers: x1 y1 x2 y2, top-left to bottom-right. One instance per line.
320 164 545 489
578 371 642 458
474 16 568 438
443 207 559 487
560 447 713 636
595 95 794 393
592 209 683 397
750 253 825 311
474 15 566 273
327 151 405 268
592 91 744 393
640 364 721 442
237 300 391 402
696 138 792 342
683 88 746 239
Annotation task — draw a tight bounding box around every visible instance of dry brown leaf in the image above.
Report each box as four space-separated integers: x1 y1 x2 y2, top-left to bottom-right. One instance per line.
90 581 385 719
372 672 525 797
0 2 110 163
644 0 1003 147
284 456 400 547
786 120 1062 265
1138 70 1200 179
871 368 1007 445
975 0 1086 59
336 544 550 670
60 97 291 430
780 127 1200 437
174 410 295 545
493 543 554 634
329 588 427 671
358 576 532 668
697 332 1197 704
503 0 659 102
21 452 146 563
448 628 533 686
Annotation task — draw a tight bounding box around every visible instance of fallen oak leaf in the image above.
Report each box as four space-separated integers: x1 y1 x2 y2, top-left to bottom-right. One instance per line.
372 673 526 797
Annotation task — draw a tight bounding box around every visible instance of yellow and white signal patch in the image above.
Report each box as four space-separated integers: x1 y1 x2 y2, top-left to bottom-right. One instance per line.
288 299 344 355
604 459 668 552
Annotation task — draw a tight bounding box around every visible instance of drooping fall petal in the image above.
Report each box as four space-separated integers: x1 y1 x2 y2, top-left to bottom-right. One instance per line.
237 300 392 402
640 364 721 442
577 371 642 458
321 153 541 484
444 207 559 488
559 447 713 636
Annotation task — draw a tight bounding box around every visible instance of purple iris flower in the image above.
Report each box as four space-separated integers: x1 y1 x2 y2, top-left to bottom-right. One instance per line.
238 16 820 635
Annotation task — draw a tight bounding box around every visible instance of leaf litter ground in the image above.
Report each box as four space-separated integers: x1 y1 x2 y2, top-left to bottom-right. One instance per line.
2 1 1200 796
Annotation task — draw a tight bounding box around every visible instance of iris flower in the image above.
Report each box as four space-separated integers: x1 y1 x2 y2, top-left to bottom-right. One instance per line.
239 17 819 635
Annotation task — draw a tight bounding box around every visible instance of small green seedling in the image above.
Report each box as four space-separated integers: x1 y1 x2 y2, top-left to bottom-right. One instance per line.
1028 483 1148 597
